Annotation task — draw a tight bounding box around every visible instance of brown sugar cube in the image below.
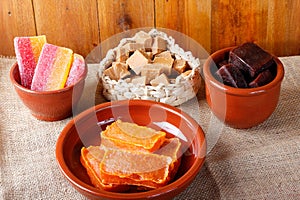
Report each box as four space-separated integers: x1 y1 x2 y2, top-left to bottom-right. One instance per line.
155 51 173 59
126 50 149 75
144 52 153 60
131 76 146 85
138 50 153 61
103 66 117 80
123 42 145 53
150 73 169 86
141 64 162 84
181 70 192 77
115 47 129 62
103 62 130 80
153 56 174 75
173 59 187 73
113 62 131 79
152 36 167 55
134 31 153 50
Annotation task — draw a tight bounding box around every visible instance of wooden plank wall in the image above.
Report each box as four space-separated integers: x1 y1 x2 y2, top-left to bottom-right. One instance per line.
1 0 299 57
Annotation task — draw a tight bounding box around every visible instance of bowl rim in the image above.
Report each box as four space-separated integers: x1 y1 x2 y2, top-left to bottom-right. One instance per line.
56 99 206 199
9 61 88 94
203 46 285 96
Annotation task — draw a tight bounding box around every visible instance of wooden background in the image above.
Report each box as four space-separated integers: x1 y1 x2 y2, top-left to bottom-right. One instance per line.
1 0 299 58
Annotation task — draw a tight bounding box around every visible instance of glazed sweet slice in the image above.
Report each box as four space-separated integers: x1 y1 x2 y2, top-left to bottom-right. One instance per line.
65 53 86 87
99 138 182 189
80 146 130 192
154 138 182 180
155 138 181 163
31 43 73 91
14 35 47 88
99 149 172 189
101 120 166 152
81 137 182 190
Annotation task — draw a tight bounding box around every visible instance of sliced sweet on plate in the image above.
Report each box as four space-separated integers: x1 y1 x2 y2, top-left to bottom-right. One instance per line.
80 146 130 192
80 120 183 191
100 119 166 152
99 149 172 189
154 138 182 178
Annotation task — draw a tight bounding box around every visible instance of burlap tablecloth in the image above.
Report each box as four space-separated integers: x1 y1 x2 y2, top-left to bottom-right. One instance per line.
0 56 299 200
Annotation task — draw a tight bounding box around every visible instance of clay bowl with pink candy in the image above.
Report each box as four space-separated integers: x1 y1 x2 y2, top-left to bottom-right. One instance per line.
10 62 87 121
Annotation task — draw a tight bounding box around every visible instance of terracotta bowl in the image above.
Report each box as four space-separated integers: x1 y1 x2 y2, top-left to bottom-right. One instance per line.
10 62 87 121
56 100 206 200
203 47 284 129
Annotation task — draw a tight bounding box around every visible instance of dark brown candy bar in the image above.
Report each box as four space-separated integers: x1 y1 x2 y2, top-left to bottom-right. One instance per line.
218 60 228 68
215 63 248 88
249 69 275 88
229 42 275 78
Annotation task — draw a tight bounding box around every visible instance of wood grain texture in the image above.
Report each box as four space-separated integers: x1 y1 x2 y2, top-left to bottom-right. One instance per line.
33 0 99 57
97 0 155 41
211 0 300 56
155 0 211 55
0 0 300 57
0 0 36 56
211 0 269 52
265 0 300 56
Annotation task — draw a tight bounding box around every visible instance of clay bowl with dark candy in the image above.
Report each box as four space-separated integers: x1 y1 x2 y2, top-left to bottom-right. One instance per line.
203 46 284 129
56 100 206 200
10 62 87 121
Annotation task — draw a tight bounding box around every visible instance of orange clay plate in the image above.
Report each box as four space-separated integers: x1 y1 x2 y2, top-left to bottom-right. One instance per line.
56 100 206 200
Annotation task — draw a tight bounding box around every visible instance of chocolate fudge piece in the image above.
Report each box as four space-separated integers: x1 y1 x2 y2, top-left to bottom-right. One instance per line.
229 43 275 78
249 69 275 88
218 60 228 68
215 63 248 88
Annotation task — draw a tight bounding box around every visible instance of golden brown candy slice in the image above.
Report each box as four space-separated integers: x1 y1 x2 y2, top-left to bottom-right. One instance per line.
80 146 130 192
101 120 166 152
154 138 182 180
99 149 172 189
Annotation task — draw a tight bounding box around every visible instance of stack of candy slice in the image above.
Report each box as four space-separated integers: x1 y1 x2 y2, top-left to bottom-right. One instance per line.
81 120 182 191
31 43 73 91
65 53 86 87
14 35 47 88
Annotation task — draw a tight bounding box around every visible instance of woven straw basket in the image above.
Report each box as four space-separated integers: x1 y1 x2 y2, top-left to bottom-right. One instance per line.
98 29 201 106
